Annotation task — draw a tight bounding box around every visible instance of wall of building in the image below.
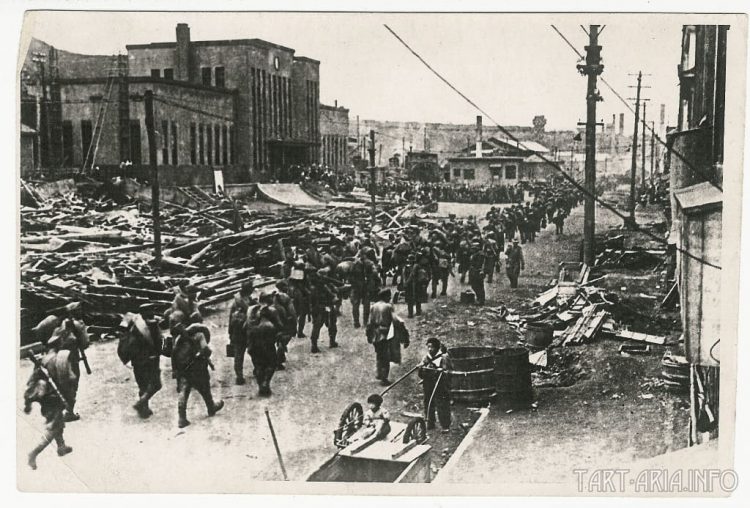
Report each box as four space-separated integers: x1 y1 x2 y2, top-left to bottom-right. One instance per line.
57 78 235 169
292 58 320 162
447 158 523 185
320 104 349 170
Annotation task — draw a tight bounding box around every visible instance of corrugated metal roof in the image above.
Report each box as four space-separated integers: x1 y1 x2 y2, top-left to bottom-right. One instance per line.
674 181 723 211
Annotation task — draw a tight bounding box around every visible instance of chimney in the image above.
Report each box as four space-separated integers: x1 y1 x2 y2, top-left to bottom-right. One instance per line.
619 113 625 134
475 115 483 158
660 103 666 132
175 23 191 81
334 99 338 108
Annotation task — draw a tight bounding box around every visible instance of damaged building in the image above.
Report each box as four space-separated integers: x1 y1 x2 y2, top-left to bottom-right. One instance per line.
667 25 727 446
20 23 341 183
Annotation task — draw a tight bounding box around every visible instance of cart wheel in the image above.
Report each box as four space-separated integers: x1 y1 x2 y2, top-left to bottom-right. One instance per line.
333 402 363 448
403 417 427 444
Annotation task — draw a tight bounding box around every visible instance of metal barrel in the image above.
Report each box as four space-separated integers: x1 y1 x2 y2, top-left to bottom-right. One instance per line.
448 346 497 403
493 347 533 409
525 322 554 348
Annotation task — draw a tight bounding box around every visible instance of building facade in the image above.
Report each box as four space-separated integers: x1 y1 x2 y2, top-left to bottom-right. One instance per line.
446 136 551 185
21 23 324 182
667 25 727 446
319 103 349 172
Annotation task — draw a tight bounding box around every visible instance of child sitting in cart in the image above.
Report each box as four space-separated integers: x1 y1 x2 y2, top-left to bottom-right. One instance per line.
349 394 391 444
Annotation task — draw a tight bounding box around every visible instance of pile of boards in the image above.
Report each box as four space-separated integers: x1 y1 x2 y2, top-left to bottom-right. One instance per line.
592 223 670 270
508 263 668 349
19 181 432 344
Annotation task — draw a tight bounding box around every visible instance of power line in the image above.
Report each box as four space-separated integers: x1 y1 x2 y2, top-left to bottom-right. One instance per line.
384 24 720 270
550 25 723 193
152 96 234 122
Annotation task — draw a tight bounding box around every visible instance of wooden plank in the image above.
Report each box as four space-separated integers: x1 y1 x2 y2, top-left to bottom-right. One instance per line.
615 330 667 345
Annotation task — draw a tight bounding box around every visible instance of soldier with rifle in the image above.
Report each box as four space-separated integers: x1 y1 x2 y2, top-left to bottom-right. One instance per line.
43 302 90 422
23 343 74 470
117 312 163 418
169 311 224 428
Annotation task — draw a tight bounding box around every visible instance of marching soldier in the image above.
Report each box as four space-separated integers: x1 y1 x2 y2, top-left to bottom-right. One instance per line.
273 280 297 370
430 240 451 298
505 238 525 289
47 302 89 422
169 311 224 428
468 241 486 305
117 312 163 418
246 291 284 396
24 347 74 470
288 262 311 338
350 249 379 328
228 281 256 385
308 269 340 352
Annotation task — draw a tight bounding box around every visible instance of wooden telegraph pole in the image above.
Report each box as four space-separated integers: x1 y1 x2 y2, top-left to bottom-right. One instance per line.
368 129 376 228
578 25 604 267
641 101 647 187
144 90 162 264
627 72 642 228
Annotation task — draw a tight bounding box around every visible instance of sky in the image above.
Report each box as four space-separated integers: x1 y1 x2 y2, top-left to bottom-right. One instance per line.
20 11 712 131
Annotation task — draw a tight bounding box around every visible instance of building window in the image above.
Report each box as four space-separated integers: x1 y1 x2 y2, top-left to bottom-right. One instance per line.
505 165 517 179
463 168 475 180
215 67 225 88
62 121 74 167
163 68 174 80
685 30 697 71
190 123 197 165
206 124 213 165
129 120 142 165
199 124 205 164
453 167 461 178
80 120 93 164
151 69 161 78
171 122 178 165
161 120 169 164
222 125 228 165
214 125 221 165
229 126 235 164
202 67 212 87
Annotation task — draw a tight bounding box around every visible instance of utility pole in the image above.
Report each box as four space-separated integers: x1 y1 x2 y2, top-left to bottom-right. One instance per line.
577 24 604 267
650 120 656 183
144 90 162 264
368 129 376 228
31 52 49 169
627 72 642 228
641 101 647 188
402 137 406 168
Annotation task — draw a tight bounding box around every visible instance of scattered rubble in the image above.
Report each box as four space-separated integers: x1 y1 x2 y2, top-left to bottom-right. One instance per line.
20 180 432 345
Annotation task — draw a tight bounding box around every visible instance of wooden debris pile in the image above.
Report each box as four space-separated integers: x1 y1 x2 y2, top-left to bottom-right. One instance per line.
505 263 669 350
592 223 670 270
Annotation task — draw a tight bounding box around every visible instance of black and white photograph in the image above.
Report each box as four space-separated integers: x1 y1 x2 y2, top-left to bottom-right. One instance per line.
8 4 748 499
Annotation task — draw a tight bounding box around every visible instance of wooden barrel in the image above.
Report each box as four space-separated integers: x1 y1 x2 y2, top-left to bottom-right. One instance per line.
494 347 533 409
448 347 497 403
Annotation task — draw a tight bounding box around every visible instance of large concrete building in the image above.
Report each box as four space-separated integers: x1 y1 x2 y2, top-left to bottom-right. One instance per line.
21 24 329 183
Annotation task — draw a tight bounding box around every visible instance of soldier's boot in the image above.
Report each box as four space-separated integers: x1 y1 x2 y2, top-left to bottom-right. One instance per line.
407 304 414 318
208 400 224 417
134 393 152 418
55 435 72 457
416 303 422 316
310 334 321 354
329 332 339 348
297 318 306 338
178 403 190 428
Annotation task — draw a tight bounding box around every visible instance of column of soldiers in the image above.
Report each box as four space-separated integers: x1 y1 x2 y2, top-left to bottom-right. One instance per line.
23 184 581 468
